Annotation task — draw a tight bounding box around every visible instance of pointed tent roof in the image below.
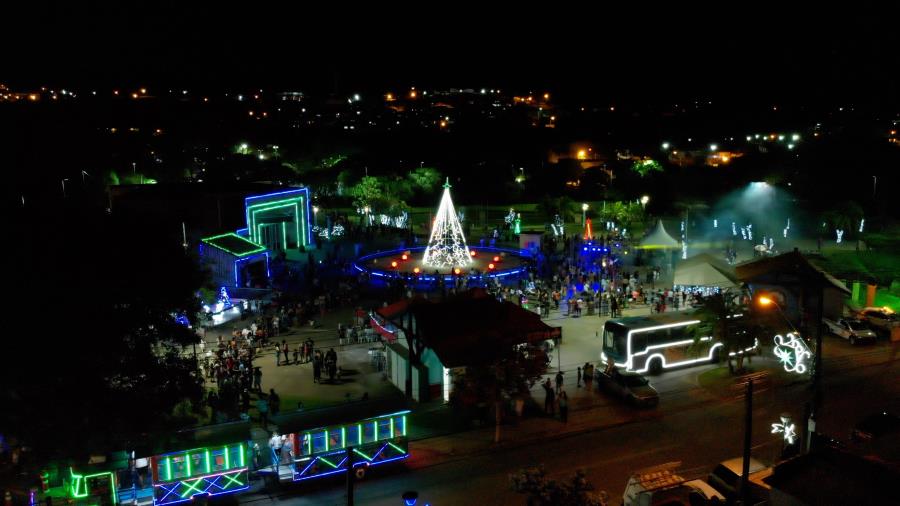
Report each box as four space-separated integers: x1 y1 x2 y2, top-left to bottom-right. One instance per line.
674 253 738 288
639 220 680 249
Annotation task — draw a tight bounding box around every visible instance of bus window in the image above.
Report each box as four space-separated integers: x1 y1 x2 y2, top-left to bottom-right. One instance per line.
603 324 628 355
169 455 188 480
394 415 406 437
377 418 392 440
312 431 328 454
345 425 361 447
210 448 227 472
298 433 312 456
362 421 377 444
189 452 206 476
328 429 343 449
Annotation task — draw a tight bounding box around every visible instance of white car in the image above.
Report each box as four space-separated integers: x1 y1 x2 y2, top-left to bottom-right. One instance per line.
858 307 900 337
823 318 878 345
622 462 726 506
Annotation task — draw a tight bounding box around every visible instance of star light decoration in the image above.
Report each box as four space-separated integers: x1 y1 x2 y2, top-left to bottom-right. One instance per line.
771 416 797 445
422 178 472 268
773 332 812 374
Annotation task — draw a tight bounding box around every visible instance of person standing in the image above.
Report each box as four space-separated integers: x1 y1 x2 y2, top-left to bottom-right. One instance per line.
281 340 290 365
576 366 582 387
543 378 555 415
268 388 280 416
293 345 300 365
275 346 281 367
558 391 569 422
257 395 269 428
555 371 564 394
253 367 262 392
583 362 593 391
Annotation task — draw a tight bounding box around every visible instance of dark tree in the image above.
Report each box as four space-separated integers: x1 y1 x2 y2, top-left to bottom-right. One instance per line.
5 201 210 462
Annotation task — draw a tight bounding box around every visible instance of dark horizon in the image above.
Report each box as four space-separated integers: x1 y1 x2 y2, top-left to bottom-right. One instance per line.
3 4 897 107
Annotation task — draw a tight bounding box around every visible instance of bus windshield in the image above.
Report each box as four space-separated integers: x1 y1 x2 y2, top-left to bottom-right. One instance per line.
603 323 628 356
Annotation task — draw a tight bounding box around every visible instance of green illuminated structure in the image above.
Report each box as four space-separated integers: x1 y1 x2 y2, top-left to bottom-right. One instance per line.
151 444 249 505
265 404 410 483
244 188 311 251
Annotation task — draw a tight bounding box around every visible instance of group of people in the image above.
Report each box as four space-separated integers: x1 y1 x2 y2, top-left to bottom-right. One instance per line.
275 337 317 366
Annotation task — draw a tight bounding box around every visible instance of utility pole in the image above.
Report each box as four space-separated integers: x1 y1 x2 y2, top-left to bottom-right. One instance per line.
345 446 355 506
740 378 753 506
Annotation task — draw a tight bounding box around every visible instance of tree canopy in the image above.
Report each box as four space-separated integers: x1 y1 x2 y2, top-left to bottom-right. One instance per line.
6 202 209 461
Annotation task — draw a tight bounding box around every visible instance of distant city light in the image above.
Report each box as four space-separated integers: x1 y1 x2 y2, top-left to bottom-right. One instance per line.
661 142 670 150
710 144 718 151
746 135 752 141
791 133 800 141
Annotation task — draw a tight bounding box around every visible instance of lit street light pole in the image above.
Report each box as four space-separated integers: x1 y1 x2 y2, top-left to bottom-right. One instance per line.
581 203 588 227
61 178 69 198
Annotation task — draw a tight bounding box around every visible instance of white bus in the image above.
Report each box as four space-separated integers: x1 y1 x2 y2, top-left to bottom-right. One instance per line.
600 312 756 374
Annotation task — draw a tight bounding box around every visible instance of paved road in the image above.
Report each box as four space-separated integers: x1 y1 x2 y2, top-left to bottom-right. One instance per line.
234 343 898 506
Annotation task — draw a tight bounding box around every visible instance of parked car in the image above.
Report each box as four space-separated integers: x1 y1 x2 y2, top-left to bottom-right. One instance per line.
858 307 900 337
851 411 900 442
706 457 771 504
823 317 878 345
595 369 659 407
622 461 726 506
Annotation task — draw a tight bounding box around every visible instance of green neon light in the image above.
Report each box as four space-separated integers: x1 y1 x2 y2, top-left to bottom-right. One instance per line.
245 198 306 247
403 415 407 436
247 201 300 243
341 427 346 448
306 432 312 455
166 458 172 481
222 472 244 488
69 469 117 504
180 478 204 498
353 448 372 461
357 424 362 446
186 453 192 477
224 445 230 469
239 444 244 467
205 450 211 473
374 420 379 441
281 221 287 248
390 417 395 438
318 456 338 469
201 232 266 257
323 430 329 451
388 442 406 454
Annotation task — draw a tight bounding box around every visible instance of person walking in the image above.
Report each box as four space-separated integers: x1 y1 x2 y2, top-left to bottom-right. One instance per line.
583 362 593 391
268 388 280 416
253 367 262 392
281 340 290 365
275 346 281 367
555 371 564 394
559 390 569 422
312 353 322 383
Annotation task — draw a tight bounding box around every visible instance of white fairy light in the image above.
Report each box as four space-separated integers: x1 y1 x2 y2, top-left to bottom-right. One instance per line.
423 179 472 268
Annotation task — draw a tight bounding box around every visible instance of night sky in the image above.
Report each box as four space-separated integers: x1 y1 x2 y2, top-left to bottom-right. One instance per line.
5 4 897 107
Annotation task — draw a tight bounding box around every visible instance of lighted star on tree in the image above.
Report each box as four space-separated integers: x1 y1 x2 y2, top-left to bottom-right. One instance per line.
423 178 472 268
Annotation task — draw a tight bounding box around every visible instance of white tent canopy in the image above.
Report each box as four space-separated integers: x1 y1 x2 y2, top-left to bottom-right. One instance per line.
639 220 680 249
674 253 738 288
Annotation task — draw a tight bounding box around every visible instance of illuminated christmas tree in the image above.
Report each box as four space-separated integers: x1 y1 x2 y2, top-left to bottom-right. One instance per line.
423 178 472 268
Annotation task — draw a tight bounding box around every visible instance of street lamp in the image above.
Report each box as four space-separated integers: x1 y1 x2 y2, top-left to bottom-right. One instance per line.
312 206 319 226
61 178 69 197
640 195 650 209
581 203 589 226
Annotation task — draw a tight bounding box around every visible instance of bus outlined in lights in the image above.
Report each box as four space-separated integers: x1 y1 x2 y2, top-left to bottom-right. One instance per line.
600 312 758 374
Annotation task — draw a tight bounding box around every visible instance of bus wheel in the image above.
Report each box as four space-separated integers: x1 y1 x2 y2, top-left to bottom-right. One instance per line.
711 347 722 364
355 467 366 480
648 358 663 375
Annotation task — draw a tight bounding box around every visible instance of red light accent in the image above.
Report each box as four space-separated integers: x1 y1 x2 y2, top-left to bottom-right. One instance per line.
488 263 495 270
391 261 398 268
413 267 420 274
470 250 476 256
454 268 461 275
493 256 500 262
401 254 408 260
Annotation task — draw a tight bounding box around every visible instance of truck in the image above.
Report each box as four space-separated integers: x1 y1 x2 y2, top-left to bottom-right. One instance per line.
622 461 725 506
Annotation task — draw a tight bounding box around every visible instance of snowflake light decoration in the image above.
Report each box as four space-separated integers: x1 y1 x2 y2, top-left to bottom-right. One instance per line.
773 332 812 374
